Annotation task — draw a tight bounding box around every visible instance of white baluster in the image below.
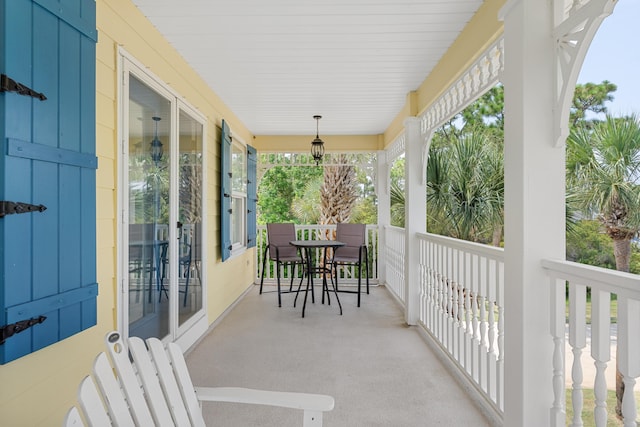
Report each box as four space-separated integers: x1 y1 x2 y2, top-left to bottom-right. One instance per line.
437 245 445 341
439 244 446 342
419 243 426 324
569 283 587 427
457 251 465 362
465 252 473 374
496 260 505 412
447 246 454 352
429 241 436 331
422 241 429 324
471 254 480 382
487 297 497 401
479 259 488 349
590 289 610 426
550 278 566 427
479 257 488 391
618 296 640 427
487 259 497 395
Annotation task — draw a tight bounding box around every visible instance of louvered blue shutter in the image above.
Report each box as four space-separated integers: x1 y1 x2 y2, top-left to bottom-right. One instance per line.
220 120 232 261
0 0 98 364
246 145 257 248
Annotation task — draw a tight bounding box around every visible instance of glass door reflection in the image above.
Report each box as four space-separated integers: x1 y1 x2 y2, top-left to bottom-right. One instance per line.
127 75 171 340
177 109 203 326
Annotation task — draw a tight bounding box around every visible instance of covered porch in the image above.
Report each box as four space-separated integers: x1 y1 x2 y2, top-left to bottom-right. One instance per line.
3 1 640 426
254 222 640 425
185 284 496 426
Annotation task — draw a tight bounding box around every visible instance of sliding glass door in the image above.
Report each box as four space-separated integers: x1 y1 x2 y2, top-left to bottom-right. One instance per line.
122 57 205 342
127 75 171 339
177 110 203 326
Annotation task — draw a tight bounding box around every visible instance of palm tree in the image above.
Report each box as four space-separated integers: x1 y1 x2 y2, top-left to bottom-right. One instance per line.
566 114 640 418
567 114 640 272
291 177 322 224
319 154 358 228
389 180 405 227
427 129 504 245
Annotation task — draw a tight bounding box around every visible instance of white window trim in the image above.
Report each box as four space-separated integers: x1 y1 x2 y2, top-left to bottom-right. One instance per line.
229 134 248 256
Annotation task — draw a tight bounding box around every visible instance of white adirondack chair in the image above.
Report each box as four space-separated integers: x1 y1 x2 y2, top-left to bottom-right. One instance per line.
64 331 334 426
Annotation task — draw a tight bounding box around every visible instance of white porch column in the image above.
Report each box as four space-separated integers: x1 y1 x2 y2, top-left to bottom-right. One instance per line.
404 118 426 326
376 149 390 285
501 0 565 425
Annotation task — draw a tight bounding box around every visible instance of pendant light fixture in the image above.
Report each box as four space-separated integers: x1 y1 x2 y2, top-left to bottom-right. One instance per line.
149 116 163 166
310 115 324 166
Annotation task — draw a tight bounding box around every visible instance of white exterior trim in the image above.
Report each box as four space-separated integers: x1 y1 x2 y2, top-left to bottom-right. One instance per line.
418 38 505 135
552 0 617 146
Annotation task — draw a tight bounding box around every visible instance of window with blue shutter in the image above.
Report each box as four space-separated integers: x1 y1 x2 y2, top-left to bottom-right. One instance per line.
247 145 257 248
0 0 97 364
220 120 232 261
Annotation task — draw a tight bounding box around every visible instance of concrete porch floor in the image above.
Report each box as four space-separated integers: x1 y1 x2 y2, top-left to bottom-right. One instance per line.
184 284 495 426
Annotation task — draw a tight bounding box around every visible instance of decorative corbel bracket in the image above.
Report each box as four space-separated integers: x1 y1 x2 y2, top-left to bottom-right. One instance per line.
553 0 617 147
421 129 434 186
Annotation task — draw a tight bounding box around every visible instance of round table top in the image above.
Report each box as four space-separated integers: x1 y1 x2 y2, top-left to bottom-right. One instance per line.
289 240 345 248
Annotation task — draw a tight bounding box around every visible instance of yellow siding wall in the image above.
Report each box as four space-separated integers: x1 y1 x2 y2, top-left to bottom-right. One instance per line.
0 0 503 425
0 0 254 425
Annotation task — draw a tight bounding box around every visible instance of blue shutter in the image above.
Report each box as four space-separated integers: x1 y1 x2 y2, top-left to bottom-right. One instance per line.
246 145 257 248
0 0 97 364
220 120 232 261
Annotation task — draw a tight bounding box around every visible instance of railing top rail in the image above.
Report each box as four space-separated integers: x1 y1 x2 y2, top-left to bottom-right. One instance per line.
384 225 405 233
417 231 504 261
257 224 377 231
542 258 640 298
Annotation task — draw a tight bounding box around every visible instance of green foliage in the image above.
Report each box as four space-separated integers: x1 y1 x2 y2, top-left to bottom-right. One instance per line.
388 157 406 227
566 114 640 271
291 177 322 224
565 388 640 426
390 179 405 227
351 197 377 225
256 80 637 278
257 167 297 224
630 247 640 275
257 161 376 225
427 128 503 243
571 80 617 127
566 220 616 269
461 85 505 131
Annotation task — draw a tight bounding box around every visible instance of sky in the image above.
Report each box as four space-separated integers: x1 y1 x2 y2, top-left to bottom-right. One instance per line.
578 0 640 117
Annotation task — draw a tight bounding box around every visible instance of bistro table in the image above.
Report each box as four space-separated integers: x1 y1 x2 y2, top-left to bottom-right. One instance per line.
289 240 345 318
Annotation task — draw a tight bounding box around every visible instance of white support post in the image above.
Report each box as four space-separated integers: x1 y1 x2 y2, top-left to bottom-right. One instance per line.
404 118 426 326
377 149 390 286
500 0 564 425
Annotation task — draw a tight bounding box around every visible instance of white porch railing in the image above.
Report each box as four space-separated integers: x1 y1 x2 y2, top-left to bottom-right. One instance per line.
384 225 406 304
255 224 378 285
417 232 505 414
377 228 640 425
543 259 640 426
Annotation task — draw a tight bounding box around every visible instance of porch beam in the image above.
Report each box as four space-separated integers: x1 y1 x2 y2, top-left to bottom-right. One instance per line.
500 0 565 425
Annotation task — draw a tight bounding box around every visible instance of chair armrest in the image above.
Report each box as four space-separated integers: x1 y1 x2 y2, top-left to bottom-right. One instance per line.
194 386 335 412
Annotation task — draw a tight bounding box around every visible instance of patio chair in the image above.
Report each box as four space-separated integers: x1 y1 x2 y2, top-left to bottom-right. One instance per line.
159 240 192 306
63 331 334 427
331 223 369 307
260 223 304 307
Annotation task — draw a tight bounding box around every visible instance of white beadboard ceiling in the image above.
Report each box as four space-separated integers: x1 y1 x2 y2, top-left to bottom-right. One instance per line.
131 0 483 136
